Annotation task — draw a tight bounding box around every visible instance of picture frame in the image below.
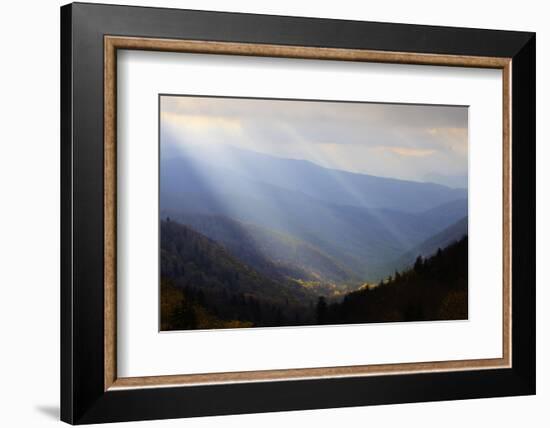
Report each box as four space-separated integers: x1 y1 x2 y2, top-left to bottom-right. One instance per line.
60 2 535 424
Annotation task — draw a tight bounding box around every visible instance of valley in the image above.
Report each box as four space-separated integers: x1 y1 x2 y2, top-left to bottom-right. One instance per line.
160 143 469 330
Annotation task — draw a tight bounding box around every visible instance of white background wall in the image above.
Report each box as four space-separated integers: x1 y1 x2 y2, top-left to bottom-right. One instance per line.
0 0 546 426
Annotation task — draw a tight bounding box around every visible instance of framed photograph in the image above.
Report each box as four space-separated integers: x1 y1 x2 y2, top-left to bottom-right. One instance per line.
60 2 535 424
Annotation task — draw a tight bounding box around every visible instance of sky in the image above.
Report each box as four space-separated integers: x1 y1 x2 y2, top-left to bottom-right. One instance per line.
160 95 468 188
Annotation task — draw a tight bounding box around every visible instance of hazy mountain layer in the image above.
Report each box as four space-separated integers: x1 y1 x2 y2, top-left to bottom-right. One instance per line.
160 143 467 282
161 140 466 212
394 216 468 271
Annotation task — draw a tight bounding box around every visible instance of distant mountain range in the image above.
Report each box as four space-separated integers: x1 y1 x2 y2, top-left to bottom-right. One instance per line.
160 140 468 282
161 139 467 212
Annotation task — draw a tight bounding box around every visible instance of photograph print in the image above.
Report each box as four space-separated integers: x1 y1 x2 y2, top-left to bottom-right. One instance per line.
160 95 468 331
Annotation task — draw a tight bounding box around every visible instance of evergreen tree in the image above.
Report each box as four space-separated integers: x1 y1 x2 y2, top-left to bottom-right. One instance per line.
414 255 424 273
316 296 328 324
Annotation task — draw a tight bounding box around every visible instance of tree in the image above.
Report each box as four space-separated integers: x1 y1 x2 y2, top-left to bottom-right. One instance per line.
414 255 424 273
316 296 328 324
172 300 197 329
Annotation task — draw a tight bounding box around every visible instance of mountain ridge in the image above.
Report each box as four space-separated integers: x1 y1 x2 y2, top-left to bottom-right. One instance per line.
394 216 468 271
161 219 318 328
161 139 467 212
161 140 468 281
162 211 355 284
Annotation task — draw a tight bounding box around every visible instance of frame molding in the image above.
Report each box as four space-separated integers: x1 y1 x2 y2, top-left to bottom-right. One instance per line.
103 35 512 391
62 2 535 424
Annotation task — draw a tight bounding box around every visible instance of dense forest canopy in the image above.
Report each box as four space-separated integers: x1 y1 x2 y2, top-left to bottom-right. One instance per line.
161 220 317 330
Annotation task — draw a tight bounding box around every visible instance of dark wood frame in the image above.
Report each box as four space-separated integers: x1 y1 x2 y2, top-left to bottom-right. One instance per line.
61 2 536 424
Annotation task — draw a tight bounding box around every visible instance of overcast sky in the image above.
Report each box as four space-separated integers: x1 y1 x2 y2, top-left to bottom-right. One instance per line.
160 95 468 188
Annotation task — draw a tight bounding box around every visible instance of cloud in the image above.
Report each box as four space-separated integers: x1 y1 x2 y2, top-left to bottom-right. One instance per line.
161 111 242 132
160 95 468 186
377 147 437 157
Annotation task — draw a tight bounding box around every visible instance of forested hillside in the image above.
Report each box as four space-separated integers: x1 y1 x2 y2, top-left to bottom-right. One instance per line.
161 220 317 330
162 212 355 283
161 219 467 330
320 236 468 325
